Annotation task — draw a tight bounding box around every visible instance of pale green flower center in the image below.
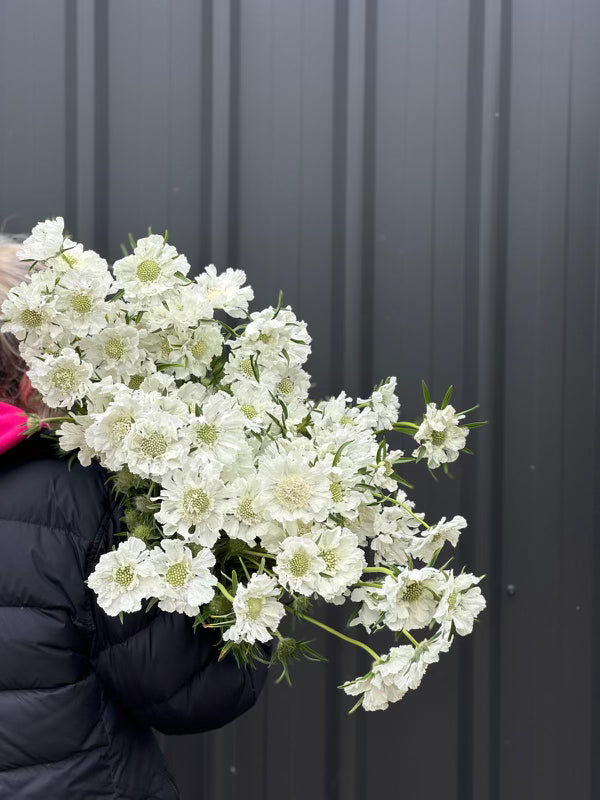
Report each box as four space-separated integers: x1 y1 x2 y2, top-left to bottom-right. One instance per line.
70 293 92 314
110 415 133 442
258 332 273 344
62 252 78 267
431 429 447 446
21 308 44 328
166 561 188 588
330 482 344 503
321 548 338 571
340 415 354 425
195 423 218 446
241 358 255 378
160 337 172 359
402 582 424 603
240 404 257 419
277 377 294 395
191 340 206 359
206 286 224 302
447 590 458 611
182 488 211 518
136 259 160 283
104 337 126 360
276 474 312 510
114 564 134 588
246 596 264 620
238 495 258 523
128 374 144 390
51 366 78 392
138 431 168 458
288 550 310 578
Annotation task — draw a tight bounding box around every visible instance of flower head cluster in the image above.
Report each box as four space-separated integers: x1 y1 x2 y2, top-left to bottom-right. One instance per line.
2 218 485 714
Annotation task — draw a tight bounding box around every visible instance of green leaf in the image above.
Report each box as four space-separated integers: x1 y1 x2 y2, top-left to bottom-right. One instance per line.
163 229 169 243
174 270 193 284
422 379 431 405
273 289 284 318
119 242 129 257
250 354 260 381
463 420 488 429
456 404 480 416
441 384 453 409
128 232 137 251
333 440 352 467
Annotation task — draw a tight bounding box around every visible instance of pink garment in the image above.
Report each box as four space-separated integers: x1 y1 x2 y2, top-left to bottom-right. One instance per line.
0 401 31 455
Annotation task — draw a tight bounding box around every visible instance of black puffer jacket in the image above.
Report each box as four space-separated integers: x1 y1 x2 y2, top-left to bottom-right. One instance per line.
0 433 269 799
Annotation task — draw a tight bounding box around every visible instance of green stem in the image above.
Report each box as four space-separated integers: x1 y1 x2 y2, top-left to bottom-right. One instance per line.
356 580 383 589
41 416 73 425
373 491 430 529
294 611 380 662
394 421 419 430
217 582 234 603
401 629 420 647
362 566 395 577
243 550 276 560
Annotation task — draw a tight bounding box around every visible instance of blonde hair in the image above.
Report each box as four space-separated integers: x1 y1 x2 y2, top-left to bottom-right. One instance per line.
0 235 45 413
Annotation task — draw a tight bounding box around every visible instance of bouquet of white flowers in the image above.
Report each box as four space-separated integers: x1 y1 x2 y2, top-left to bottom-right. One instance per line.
2 216 486 712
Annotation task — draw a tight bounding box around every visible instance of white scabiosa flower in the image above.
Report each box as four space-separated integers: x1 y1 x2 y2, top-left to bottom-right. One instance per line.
380 568 444 631
313 526 366 603
112 234 190 306
54 267 112 337
180 322 224 377
358 376 400 430
222 474 273 545
274 536 326 596
410 515 467 563
84 390 144 470
186 391 247 467
81 324 142 382
370 493 424 566
342 646 414 711
155 466 228 547
268 363 311 406
1 272 61 346
87 537 155 615
123 411 188 479
229 380 279 433
147 539 217 616
412 402 468 469
16 216 64 261
56 416 95 466
342 636 451 711
194 264 254 318
255 447 331 524
235 306 311 365
223 574 285 644
434 571 486 636
28 347 93 408
348 584 386 632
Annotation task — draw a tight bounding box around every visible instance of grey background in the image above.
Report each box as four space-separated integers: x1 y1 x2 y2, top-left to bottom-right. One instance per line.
1 1 600 798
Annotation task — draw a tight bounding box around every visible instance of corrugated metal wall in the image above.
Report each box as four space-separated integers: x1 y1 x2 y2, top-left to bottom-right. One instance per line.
1 1 600 798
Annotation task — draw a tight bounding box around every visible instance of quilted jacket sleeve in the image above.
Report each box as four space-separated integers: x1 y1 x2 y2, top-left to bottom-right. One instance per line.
89 510 270 735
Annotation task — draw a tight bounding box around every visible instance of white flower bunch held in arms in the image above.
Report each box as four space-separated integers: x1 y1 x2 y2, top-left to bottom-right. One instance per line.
3 217 488 713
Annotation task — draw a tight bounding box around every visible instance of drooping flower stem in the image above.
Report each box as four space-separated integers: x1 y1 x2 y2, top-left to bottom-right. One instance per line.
401 628 420 647
293 610 380 662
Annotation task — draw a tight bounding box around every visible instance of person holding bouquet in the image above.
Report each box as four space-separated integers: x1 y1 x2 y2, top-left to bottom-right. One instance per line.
0 235 269 800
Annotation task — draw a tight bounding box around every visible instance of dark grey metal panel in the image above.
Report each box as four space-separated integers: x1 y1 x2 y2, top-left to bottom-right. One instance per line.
1 1 600 799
